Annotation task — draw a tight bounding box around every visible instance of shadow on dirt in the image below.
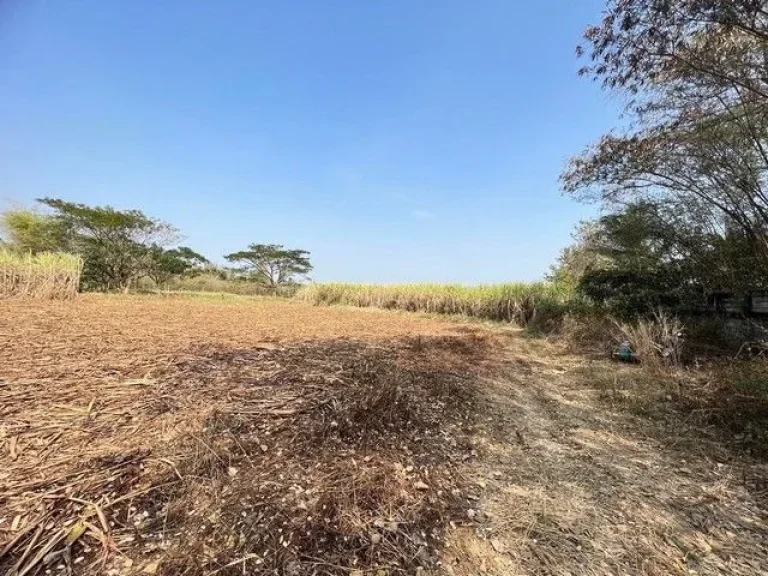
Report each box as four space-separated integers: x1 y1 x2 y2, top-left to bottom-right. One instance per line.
133 339 483 576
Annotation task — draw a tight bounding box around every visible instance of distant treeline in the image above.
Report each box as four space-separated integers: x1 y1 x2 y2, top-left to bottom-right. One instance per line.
0 198 312 295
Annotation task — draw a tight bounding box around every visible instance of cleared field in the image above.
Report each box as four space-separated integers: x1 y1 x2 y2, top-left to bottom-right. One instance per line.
0 294 476 382
1 295 766 576
0 295 493 576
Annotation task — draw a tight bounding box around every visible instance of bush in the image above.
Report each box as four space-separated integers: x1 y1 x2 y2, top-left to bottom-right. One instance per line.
561 310 687 369
612 311 685 370
560 313 615 356
141 272 299 297
577 267 698 319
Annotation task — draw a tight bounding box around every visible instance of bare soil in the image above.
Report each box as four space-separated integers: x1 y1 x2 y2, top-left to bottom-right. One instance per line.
1 295 766 576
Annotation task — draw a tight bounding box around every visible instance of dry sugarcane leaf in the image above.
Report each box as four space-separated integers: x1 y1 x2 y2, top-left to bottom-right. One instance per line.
0 513 46 562
16 528 65 576
9 523 44 574
85 398 96 421
9 435 19 460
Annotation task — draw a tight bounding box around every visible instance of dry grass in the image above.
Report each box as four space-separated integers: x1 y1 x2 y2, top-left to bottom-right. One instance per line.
451 343 768 576
139 273 300 297
2 295 766 576
154 343 477 576
584 359 768 452
613 311 685 370
0 249 82 299
0 295 492 576
297 283 573 328
561 311 686 369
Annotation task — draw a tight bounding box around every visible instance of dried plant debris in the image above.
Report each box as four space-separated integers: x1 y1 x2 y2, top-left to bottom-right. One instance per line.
1 341 480 576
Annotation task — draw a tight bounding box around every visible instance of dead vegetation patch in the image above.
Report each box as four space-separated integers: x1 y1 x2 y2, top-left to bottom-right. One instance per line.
446 348 768 576
577 358 768 458
1 339 482 576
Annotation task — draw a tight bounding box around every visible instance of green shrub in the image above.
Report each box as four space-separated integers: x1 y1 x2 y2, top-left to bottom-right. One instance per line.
142 272 299 297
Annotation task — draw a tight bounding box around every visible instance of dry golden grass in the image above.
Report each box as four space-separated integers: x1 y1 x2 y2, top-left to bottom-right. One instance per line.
0 250 82 300
454 346 768 576
297 282 573 327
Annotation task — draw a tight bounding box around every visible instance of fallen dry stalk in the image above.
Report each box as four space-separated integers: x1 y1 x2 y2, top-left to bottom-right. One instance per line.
1 338 485 576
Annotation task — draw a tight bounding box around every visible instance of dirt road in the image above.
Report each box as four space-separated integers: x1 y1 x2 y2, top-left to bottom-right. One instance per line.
446 334 768 575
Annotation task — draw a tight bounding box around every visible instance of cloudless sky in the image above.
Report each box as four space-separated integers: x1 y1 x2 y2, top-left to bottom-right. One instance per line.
0 0 619 283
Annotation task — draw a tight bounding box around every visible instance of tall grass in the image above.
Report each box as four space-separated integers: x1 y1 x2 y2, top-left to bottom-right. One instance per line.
613 311 685 370
0 249 83 299
296 282 575 327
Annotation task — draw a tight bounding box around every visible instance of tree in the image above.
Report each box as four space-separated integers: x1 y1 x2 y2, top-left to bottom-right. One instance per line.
0 209 70 254
224 244 312 290
555 201 764 317
565 0 768 278
1 198 215 292
563 115 768 271
576 204 697 316
577 0 768 101
549 221 609 291
36 198 178 291
145 246 209 286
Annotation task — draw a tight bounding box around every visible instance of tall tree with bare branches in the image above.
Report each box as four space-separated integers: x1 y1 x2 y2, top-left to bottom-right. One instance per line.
564 0 768 277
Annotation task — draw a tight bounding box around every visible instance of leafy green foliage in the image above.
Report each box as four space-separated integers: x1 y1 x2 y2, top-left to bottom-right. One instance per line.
578 268 684 319
565 0 768 282
549 222 609 291
555 202 764 318
0 199 195 291
0 210 70 254
225 244 312 289
35 198 179 290
145 246 209 286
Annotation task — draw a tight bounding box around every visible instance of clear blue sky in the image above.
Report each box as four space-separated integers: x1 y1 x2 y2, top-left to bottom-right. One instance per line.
0 0 618 283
